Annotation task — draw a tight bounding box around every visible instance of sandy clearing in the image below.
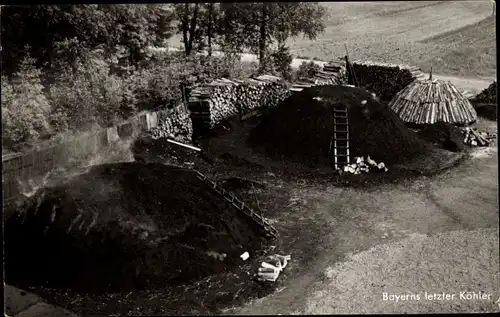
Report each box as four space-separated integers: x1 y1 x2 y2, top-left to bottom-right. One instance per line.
302 228 499 314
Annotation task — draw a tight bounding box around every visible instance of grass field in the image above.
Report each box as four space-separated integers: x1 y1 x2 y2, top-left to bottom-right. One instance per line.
289 1 496 79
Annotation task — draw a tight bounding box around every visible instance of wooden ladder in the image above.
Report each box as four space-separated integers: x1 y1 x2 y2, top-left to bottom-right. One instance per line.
195 171 278 240
330 105 350 171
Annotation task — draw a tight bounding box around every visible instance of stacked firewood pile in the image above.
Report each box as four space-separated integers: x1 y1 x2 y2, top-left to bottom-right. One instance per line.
243 75 290 114
343 156 388 174
188 75 290 135
462 127 497 147
150 106 193 143
389 79 477 126
290 63 347 92
351 60 424 102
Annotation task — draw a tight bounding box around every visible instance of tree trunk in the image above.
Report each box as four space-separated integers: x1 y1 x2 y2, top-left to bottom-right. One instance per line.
187 3 199 56
259 2 267 71
207 3 213 57
181 4 190 55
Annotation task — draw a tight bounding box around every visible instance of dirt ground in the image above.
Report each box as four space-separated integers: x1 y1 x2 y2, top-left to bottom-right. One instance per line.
26 113 498 315
223 118 499 315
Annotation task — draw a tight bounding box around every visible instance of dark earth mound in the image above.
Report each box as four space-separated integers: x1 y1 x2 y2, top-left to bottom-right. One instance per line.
248 85 430 167
4 163 266 292
473 81 497 104
418 122 465 152
471 82 497 121
474 104 497 121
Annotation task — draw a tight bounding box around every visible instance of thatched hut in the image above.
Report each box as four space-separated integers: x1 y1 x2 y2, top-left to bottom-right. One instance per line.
388 79 477 126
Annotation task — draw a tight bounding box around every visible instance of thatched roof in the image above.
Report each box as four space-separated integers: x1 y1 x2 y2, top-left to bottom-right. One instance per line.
388 79 477 125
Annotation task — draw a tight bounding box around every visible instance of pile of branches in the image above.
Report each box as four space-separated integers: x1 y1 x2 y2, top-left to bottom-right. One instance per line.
462 127 497 147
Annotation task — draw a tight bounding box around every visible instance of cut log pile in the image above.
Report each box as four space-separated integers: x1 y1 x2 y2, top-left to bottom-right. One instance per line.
350 60 425 102
343 155 388 175
188 75 290 136
150 106 193 143
462 127 497 147
186 60 425 137
290 63 347 92
389 79 477 126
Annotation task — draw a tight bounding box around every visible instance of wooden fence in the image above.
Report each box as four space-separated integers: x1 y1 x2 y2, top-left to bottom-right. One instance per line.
2 107 180 206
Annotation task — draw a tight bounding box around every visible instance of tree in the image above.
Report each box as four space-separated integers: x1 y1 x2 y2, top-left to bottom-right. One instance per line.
219 2 326 71
198 3 221 57
1 4 174 75
174 3 201 56
1 57 52 150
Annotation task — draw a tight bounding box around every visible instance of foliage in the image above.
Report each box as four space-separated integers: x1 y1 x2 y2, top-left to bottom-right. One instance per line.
0 2 328 153
129 57 191 111
1 4 175 75
1 58 52 151
218 3 326 64
48 50 136 133
173 3 202 56
270 46 294 79
296 61 322 79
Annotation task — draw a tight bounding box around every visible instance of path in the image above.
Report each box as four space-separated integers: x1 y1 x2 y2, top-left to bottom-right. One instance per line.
226 120 499 314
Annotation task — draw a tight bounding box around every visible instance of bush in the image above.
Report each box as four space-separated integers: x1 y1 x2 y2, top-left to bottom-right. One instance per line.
201 50 259 80
2 44 263 153
271 46 294 80
129 64 183 111
1 58 52 151
48 50 136 133
296 61 321 79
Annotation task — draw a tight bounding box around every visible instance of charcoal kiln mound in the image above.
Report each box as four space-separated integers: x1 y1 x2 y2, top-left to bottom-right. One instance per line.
248 85 431 168
4 163 265 292
418 122 465 153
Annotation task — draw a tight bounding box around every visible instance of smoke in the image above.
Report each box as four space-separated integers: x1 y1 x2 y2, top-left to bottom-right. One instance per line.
16 134 137 200
86 137 135 167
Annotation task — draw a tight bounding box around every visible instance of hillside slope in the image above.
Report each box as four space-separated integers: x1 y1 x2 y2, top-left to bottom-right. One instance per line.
289 1 495 78
166 2 495 79
418 16 496 78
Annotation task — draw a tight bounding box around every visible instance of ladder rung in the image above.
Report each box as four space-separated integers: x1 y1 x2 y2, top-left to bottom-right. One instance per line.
331 105 350 171
198 175 277 240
